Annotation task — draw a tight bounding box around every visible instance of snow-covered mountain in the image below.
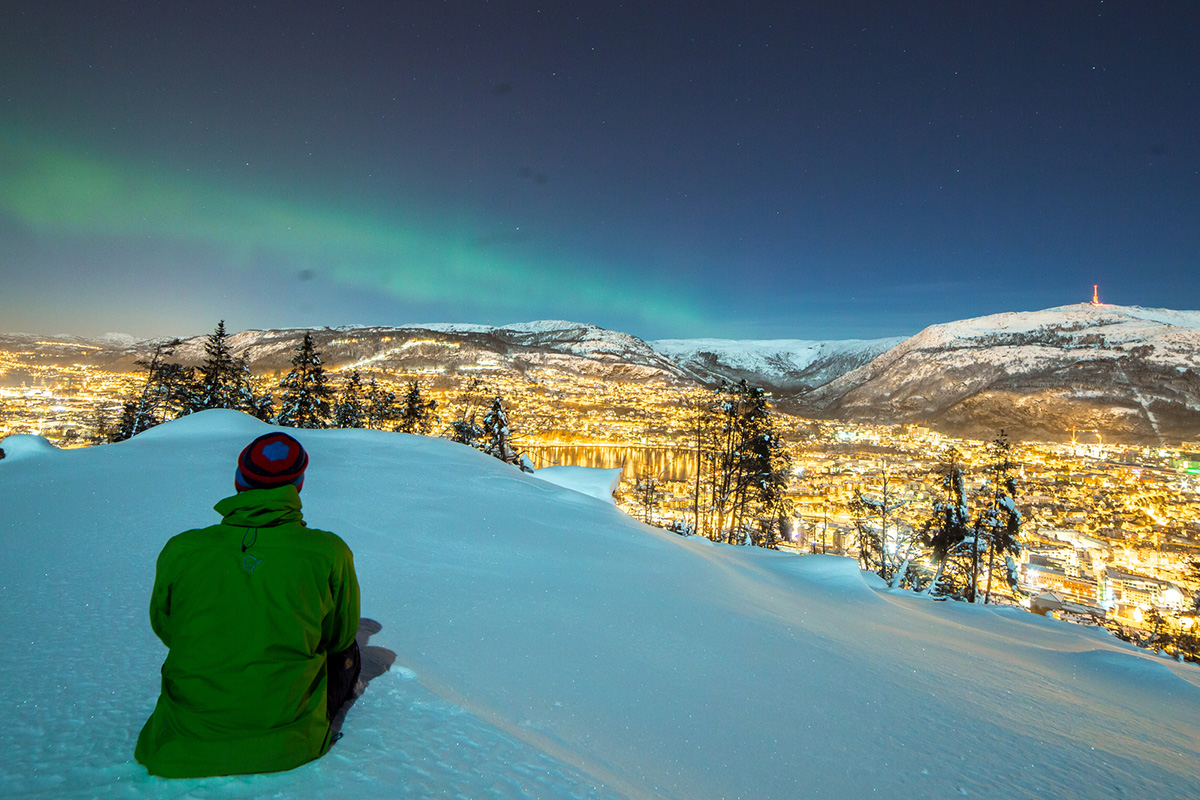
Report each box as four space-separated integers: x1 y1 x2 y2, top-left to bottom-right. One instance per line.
3 321 893 391
651 336 903 392
4 411 1200 798
792 303 1200 443
9 306 1200 443
118 321 697 384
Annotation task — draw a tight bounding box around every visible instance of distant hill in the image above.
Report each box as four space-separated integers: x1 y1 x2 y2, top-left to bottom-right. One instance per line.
788 303 1200 444
0 321 894 391
650 336 903 392
167 321 697 384
7 305 1200 444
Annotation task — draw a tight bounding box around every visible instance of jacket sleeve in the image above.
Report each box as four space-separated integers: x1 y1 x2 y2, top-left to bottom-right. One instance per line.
327 543 361 654
148 545 174 648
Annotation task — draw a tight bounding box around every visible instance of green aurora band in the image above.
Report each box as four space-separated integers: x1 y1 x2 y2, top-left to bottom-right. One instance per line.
0 131 702 329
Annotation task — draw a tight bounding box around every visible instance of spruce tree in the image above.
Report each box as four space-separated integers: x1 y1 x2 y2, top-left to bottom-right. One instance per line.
922 448 972 597
277 332 333 428
395 380 438 435
920 436 1024 603
190 321 242 411
111 341 195 440
365 378 396 430
696 381 792 546
979 430 1023 604
334 370 368 429
480 396 531 471
449 418 484 447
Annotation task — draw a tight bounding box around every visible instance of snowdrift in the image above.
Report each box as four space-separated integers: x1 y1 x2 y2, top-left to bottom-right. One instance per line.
3 410 1200 799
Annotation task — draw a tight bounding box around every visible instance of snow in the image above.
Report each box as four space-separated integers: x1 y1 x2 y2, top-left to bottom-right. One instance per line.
4 410 1200 798
533 466 623 504
650 336 903 381
927 303 1200 344
416 320 599 336
0 433 62 460
98 332 139 347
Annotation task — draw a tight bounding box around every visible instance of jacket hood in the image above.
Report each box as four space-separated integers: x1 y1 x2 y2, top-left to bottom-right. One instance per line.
213 485 305 528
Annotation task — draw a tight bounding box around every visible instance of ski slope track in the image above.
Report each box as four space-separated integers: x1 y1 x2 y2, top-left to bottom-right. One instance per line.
3 410 1200 798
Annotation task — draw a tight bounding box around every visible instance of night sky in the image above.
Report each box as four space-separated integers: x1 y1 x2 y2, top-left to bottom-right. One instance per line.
2 2 1198 341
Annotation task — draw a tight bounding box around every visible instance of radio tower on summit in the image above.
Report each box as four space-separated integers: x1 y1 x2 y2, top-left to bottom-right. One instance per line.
1091 285 1101 306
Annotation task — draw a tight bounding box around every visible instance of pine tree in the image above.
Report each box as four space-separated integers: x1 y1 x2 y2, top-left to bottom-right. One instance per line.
395 380 438 435
694 381 792 546
334 370 368 428
190 321 243 411
365 378 396 430
634 477 662 525
277 332 333 428
446 377 487 445
851 468 914 582
244 374 275 422
922 448 972 597
480 396 530 471
920 436 1024 603
449 418 484 447
111 341 195 441
979 430 1023 604
184 320 268 416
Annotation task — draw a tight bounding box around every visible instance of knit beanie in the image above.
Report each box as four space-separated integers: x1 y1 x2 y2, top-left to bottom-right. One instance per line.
234 432 309 492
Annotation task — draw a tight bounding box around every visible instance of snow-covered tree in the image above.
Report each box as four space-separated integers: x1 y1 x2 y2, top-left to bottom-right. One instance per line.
277 332 333 429
920 435 1024 603
190 321 242 412
445 377 488 445
111 341 196 441
448 418 484 448
479 396 531 472
333 370 368 429
185 320 270 418
922 447 972 597
365 379 396 430
851 468 917 586
395 380 438 435
978 431 1023 604
693 381 792 547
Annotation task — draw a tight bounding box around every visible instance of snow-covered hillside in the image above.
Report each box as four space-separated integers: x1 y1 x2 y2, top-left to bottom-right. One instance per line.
651 336 902 391
163 320 696 384
795 303 1200 443
4 412 1200 798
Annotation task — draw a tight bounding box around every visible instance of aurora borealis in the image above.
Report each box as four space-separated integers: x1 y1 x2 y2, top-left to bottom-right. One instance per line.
2 2 1198 340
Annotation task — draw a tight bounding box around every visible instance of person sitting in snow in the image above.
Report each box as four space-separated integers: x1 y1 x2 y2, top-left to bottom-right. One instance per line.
135 431 361 778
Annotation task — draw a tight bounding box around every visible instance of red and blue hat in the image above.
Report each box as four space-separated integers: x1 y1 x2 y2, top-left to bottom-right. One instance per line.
235 432 309 492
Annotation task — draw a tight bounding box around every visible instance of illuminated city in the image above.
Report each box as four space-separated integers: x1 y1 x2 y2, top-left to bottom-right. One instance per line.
4 337 1199 642
5 3 1200 794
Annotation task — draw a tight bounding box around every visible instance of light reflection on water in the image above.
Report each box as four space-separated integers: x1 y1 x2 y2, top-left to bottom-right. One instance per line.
524 444 696 481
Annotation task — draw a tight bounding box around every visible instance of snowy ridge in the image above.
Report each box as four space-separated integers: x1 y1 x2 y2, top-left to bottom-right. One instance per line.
3 411 1200 798
651 336 903 390
8 306 1200 440
796 303 1200 443
153 321 696 383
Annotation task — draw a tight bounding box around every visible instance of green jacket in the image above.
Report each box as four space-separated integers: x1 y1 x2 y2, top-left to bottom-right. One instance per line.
135 486 360 778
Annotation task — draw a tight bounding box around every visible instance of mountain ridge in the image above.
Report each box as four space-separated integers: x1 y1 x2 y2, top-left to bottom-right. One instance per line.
6 303 1200 444
789 303 1200 444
